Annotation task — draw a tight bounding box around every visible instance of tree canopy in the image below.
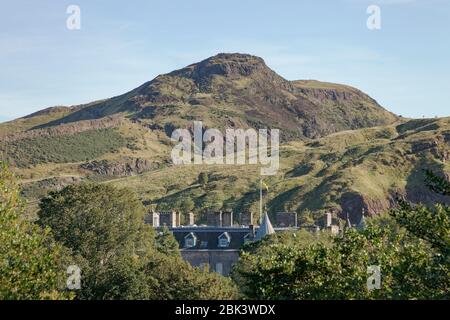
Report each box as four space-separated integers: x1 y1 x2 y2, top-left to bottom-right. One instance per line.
0 163 69 300
38 183 238 300
232 171 450 300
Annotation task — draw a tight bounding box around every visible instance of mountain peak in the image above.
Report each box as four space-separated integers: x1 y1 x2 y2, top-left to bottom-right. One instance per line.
28 53 397 139
169 53 273 81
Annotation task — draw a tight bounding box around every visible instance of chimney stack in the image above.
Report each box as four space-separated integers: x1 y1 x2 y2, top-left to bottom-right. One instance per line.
239 211 254 226
207 210 222 226
324 212 332 228
146 210 160 227
159 211 180 228
249 224 256 238
186 212 195 226
222 210 233 227
276 212 297 228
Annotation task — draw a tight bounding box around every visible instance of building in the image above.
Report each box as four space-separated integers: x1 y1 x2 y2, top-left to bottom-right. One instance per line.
171 226 256 276
147 208 342 276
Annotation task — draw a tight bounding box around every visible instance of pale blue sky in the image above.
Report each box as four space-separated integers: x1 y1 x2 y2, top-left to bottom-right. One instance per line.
0 0 449 122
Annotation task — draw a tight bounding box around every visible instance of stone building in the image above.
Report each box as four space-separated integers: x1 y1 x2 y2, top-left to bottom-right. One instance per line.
148 209 336 275
171 226 257 276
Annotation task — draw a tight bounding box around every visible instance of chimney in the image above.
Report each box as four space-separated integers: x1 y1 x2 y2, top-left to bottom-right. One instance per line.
152 212 160 228
324 212 332 228
207 210 222 226
175 211 181 227
276 212 297 228
159 211 179 228
186 212 195 226
222 210 233 227
239 211 253 226
146 210 160 227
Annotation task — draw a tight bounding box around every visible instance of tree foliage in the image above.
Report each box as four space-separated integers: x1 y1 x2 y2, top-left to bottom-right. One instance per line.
0 163 69 300
232 171 450 299
155 226 180 256
146 254 238 300
38 183 238 300
38 183 156 299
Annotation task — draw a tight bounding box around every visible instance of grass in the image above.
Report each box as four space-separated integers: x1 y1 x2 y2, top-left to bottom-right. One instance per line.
1 128 126 168
6 113 450 224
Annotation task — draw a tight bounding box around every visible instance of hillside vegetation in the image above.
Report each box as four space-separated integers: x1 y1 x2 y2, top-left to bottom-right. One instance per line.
0 53 448 224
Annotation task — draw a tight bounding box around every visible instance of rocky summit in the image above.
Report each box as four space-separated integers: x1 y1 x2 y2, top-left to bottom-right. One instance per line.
34 53 397 140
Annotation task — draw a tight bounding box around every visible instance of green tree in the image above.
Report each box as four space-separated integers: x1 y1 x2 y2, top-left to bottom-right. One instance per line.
155 226 180 256
146 254 238 300
298 209 314 226
38 184 156 300
0 163 68 300
233 223 440 299
176 197 195 213
232 171 450 300
38 183 238 300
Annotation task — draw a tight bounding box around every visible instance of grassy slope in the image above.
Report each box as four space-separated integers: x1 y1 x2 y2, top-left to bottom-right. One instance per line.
2 111 449 224
0 66 447 223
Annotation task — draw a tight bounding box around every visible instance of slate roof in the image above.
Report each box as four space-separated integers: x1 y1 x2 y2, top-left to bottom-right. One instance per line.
170 227 254 250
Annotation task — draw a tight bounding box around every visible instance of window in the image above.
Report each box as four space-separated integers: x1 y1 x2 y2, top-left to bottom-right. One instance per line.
218 238 229 247
184 232 197 248
215 263 224 275
244 233 253 243
218 232 231 248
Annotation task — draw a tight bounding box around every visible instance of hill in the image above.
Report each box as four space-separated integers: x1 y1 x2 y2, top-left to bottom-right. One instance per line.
1 53 448 223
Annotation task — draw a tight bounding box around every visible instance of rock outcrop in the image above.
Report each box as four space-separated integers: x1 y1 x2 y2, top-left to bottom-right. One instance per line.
80 158 157 176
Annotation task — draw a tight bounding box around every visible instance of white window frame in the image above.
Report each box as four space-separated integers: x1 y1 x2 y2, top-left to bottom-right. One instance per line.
184 233 197 248
218 232 231 248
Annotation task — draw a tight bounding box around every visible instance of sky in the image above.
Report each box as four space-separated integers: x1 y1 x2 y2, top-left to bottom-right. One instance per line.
0 0 449 122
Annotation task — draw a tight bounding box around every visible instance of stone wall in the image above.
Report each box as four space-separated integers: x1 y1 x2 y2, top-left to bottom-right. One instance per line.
180 250 240 276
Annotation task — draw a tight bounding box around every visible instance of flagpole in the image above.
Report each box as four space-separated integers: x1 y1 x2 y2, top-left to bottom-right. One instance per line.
260 177 263 224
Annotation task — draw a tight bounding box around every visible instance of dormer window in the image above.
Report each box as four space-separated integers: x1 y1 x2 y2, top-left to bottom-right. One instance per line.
218 232 231 248
244 233 253 243
184 232 197 248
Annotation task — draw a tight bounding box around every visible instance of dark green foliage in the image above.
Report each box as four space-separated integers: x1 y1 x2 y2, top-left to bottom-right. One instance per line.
155 226 180 256
424 169 450 196
1 129 126 167
392 198 450 258
233 223 447 299
38 183 156 299
175 197 195 213
0 163 69 300
146 254 238 300
38 183 238 300
232 171 450 300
